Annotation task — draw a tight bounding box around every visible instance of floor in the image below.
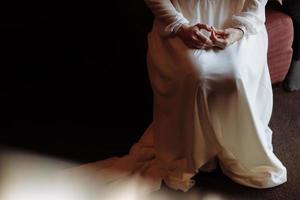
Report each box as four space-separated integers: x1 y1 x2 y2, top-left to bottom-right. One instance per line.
155 84 300 200
0 84 299 200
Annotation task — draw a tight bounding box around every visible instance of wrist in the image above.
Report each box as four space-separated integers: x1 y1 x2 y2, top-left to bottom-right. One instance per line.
233 25 246 37
174 24 189 37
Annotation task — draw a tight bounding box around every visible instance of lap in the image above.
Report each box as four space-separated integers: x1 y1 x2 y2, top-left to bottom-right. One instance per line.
148 27 268 89
176 31 267 81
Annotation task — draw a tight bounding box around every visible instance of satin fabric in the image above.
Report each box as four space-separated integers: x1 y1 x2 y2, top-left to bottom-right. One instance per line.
63 0 287 193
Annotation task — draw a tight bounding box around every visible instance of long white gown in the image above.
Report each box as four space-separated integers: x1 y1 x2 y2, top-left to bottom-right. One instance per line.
62 0 287 194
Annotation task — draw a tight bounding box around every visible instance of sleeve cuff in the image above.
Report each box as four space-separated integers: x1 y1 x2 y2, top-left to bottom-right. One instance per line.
233 25 247 36
163 13 189 36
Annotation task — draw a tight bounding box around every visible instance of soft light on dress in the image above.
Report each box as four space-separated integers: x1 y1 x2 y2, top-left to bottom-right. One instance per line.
63 0 287 194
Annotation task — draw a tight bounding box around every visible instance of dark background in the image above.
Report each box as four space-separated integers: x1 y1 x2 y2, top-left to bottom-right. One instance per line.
0 0 154 163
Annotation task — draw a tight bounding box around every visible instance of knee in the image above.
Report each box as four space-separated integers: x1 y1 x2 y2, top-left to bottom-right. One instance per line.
199 63 242 88
186 53 243 88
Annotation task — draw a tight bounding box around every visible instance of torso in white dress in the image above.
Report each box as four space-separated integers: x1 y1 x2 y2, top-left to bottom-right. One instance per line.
62 0 287 194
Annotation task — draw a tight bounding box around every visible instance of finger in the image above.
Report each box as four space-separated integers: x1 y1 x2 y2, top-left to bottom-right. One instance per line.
192 36 210 48
211 30 227 43
210 31 228 48
198 42 214 50
195 31 214 46
196 23 213 32
210 30 222 43
211 27 229 39
211 27 223 34
195 38 214 48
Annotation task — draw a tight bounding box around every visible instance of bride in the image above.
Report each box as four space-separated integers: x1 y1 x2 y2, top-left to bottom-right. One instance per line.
63 0 287 194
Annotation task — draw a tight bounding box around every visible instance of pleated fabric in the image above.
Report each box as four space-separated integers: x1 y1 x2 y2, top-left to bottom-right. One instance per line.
61 0 287 194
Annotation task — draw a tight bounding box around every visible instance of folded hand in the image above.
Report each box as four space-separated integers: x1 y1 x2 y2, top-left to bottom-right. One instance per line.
176 24 244 50
176 23 214 49
210 27 244 49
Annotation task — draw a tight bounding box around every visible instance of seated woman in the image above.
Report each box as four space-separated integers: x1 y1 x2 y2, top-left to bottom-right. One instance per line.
142 0 287 191
59 0 287 194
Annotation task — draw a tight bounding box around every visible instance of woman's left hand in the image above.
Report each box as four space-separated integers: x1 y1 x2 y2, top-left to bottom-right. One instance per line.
210 27 244 49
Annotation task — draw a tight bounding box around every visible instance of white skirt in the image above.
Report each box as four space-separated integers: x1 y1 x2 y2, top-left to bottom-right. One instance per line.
60 0 287 194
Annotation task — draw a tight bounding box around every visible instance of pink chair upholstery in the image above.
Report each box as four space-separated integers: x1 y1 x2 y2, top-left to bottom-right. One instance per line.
266 8 294 84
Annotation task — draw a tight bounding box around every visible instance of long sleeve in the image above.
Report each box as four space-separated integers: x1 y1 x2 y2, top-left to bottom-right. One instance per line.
231 0 268 36
144 0 189 36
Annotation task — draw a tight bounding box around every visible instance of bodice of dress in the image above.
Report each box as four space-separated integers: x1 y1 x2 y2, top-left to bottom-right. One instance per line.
144 0 268 37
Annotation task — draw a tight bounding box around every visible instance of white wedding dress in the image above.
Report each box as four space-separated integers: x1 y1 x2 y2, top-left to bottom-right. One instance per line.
62 0 287 194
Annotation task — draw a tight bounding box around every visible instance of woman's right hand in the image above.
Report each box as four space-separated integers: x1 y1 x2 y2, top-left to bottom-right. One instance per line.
175 23 214 49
